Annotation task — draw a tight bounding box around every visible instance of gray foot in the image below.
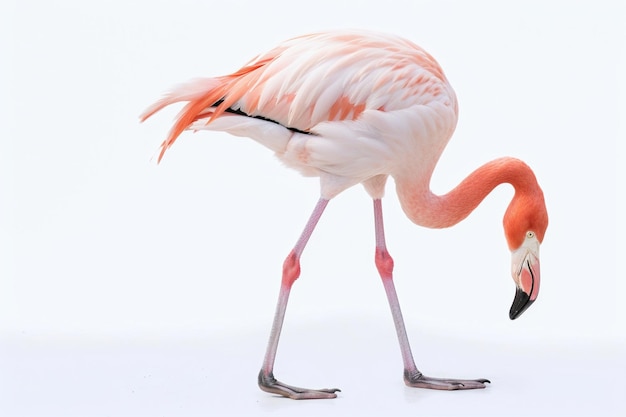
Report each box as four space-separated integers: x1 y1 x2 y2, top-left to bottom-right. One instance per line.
404 370 490 390
258 370 340 399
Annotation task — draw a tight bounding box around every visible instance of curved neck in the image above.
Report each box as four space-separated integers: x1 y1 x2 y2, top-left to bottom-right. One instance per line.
395 157 540 229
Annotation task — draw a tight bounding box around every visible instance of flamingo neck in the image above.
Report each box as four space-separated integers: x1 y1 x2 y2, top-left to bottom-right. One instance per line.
395 157 541 230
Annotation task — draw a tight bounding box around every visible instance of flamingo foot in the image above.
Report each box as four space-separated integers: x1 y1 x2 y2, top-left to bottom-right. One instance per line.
258 370 340 399
404 370 490 390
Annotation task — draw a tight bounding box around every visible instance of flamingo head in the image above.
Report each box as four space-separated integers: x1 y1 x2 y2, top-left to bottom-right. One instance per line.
503 183 548 320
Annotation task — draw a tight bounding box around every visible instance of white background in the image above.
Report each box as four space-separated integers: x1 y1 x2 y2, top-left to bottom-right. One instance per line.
1 1 624 416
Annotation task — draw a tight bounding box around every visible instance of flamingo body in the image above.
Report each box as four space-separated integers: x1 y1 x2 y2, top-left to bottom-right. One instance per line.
141 30 457 199
141 29 548 399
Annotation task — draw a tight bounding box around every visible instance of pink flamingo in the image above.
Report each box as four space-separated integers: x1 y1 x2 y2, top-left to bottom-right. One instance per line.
141 30 548 399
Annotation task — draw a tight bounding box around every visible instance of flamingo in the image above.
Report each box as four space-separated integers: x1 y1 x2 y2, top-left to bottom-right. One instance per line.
140 30 548 399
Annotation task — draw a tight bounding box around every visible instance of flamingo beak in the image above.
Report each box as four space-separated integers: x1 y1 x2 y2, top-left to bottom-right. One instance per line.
509 242 540 320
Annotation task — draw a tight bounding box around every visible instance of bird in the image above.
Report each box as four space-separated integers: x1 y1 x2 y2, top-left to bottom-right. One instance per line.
140 29 548 399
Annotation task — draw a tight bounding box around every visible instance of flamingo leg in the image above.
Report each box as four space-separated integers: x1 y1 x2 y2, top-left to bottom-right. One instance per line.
258 198 340 399
373 198 490 390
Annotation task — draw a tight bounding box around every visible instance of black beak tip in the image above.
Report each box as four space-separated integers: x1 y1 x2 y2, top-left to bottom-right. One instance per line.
509 288 535 320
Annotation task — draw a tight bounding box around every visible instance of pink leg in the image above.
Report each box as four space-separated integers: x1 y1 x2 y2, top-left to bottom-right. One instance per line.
258 198 340 399
373 199 489 390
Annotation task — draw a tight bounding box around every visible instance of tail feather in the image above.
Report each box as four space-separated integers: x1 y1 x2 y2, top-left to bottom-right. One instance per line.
140 59 272 162
139 78 220 122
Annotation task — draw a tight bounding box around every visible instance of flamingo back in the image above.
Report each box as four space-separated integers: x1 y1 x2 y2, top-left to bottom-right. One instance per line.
140 30 458 166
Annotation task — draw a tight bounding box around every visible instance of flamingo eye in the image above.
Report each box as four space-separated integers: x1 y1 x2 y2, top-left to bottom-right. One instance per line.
526 231 535 239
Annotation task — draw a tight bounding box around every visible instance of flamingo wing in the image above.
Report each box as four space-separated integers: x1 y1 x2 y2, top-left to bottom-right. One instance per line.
141 30 457 195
